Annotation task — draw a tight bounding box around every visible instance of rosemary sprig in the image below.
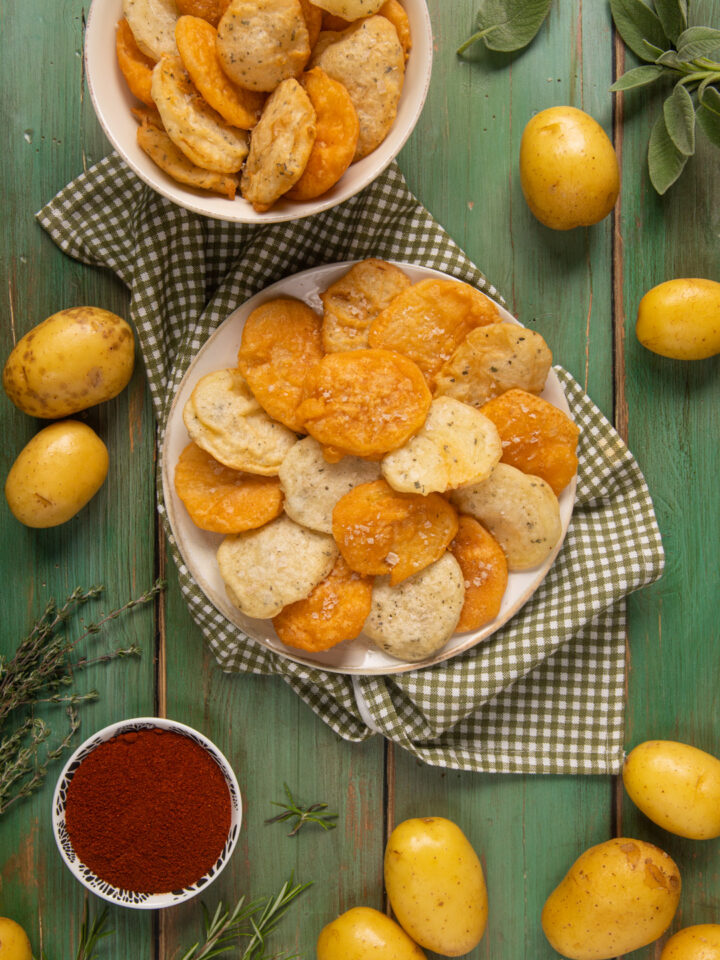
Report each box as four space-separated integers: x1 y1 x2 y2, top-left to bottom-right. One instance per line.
34 902 112 960
265 783 338 837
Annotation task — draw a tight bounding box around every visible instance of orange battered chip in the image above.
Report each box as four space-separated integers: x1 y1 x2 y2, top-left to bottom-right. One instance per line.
332 478 458 585
450 515 508 632
480 388 579 495
174 442 283 533
176 0 227 25
116 18 156 107
300 0 324 47
285 67 359 201
321 11 354 29
379 0 411 59
368 278 500 389
297 349 432 459
175 16 265 129
237 298 324 432
272 556 373 651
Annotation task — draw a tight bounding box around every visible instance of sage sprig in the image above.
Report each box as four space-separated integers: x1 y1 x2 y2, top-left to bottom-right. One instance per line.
458 0 553 56
610 0 720 193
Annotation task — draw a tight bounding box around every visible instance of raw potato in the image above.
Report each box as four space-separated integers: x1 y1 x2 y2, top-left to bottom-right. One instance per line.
5 422 109 528
3 307 135 419
661 925 720 960
635 278 720 359
520 105 619 230
622 739 720 839
541 837 681 960
317 906 427 960
385 817 488 956
123 0 179 59
0 918 32 960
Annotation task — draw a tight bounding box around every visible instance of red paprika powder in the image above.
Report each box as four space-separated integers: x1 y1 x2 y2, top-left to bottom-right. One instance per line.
64 726 232 893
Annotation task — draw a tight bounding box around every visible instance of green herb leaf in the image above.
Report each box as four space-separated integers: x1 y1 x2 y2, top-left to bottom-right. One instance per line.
654 49 685 69
610 64 666 90
697 102 720 147
653 0 687 44
648 111 689 193
610 0 669 62
700 85 720 116
676 26 720 61
457 0 553 56
663 82 696 154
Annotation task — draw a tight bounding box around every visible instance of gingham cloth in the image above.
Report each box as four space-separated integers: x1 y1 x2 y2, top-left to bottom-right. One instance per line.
37 156 664 775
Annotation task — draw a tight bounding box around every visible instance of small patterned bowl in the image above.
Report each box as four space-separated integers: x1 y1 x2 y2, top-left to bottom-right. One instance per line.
52 717 242 909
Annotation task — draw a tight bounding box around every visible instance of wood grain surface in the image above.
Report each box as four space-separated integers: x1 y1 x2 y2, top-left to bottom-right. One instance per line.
1 1 718 958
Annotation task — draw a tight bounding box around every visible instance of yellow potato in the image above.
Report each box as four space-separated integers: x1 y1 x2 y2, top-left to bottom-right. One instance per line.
519 105 619 230
384 817 488 956
623 739 720 839
635 278 720 360
0 918 32 960
5 422 109 528
3 307 135 418
541 837 681 960
317 906 426 960
661 925 720 960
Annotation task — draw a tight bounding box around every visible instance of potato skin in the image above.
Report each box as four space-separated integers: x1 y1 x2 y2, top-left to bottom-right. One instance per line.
384 817 488 956
519 106 619 230
5 421 109 528
661 924 720 960
3 307 135 418
316 906 426 960
623 740 720 839
541 837 681 960
635 278 720 360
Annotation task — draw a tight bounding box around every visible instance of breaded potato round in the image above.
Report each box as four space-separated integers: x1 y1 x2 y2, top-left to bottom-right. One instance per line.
241 78 317 210
332 478 459 585
320 258 411 353
365 554 465 662
217 515 338 618
368 278 500 389
216 0 310 92
117 18 156 107
297 349 431 459
312 0 385 20
285 67 359 201
273 556 373 651
300 0 323 47
379 0 411 59
183 368 297 475
451 463 562 571
176 0 228 26
279 435 380 533
151 56 249 172
174 442 283 533
450 516 508 632
123 0 178 60
237 297 323 431
381 397 502 495
435 323 553 408
311 16 404 160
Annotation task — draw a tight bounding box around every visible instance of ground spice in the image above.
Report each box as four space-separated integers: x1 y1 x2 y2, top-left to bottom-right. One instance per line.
64 726 232 893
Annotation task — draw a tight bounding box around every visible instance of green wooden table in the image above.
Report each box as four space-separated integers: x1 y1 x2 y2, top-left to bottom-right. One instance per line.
1 2 718 957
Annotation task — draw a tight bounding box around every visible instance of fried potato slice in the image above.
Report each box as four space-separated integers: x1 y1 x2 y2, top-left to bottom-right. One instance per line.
151 56 249 172
365 554 465 662
451 463 562 571
216 0 310 92
137 114 239 197
435 323 553 408
312 0 384 17
117 18 156 107
278 435 380 532
297 349 431 459
175 16 265 128
285 67 359 201
123 0 179 59
240 78 317 210
480 388 579 495
217 515 338 618
379 0 411 59
183 368 297 475
450 516 508 632
176 0 227 26
300 0 323 46
332 478 458 585
272 556 373 651
320 12 353 30
381 397 502 495
174 441 283 532
237 297 323 431
311 15 404 160
368 278 500 389
320 258 411 353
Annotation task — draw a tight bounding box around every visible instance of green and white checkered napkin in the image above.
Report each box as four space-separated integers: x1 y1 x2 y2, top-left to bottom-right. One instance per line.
38 155 664 775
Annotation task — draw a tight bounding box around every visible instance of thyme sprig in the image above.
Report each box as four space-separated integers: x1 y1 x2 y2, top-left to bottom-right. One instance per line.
265 783 338 837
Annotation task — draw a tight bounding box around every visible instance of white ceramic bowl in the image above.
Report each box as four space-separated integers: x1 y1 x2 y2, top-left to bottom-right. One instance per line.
84 0 433 222
52 717 242 909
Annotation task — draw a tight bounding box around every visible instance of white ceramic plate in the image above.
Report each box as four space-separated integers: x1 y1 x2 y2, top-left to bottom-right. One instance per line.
84 0 433 223
161 263 577 675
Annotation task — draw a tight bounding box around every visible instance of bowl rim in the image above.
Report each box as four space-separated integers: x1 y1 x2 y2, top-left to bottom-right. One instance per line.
52 716 242 909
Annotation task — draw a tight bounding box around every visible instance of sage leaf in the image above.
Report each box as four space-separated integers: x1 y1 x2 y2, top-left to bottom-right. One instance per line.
610 0 669 62
648 111 689 193
610 64 666 91
655 49 685 69
700 85 720 117
653 0 687 44
458 0 553 55
676 26 720 60
663 82 696 155
697 103 720 148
